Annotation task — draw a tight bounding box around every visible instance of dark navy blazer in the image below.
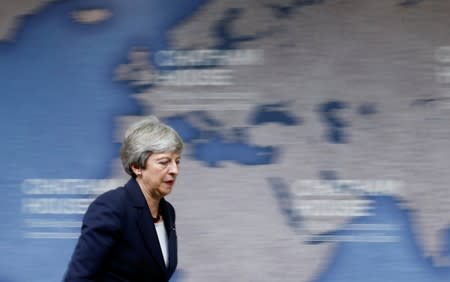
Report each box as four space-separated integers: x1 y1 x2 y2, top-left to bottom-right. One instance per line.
64 178 177 281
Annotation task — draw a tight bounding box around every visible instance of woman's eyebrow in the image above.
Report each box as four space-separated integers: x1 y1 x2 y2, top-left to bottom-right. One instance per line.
155 153 181 160
156 157 170 161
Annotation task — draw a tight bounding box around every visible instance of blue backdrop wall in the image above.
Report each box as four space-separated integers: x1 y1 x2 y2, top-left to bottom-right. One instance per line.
1 0 450 281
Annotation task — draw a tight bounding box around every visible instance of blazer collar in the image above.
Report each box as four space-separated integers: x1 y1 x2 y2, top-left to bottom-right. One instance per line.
124 177 176 230
124 177 176 276
124 177 147 208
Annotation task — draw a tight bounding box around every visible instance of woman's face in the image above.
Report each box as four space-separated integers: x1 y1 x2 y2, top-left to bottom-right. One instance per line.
135 151 181 198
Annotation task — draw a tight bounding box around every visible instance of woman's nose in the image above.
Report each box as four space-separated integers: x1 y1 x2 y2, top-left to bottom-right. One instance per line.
168 161 179 174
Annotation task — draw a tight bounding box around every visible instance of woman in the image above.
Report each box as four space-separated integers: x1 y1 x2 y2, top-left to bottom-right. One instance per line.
64 117 183 281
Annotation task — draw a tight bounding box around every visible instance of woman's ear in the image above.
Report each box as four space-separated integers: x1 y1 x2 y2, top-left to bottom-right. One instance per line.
131 164 141 176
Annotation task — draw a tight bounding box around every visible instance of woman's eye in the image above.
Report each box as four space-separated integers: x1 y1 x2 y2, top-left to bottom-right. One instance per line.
158 158 180 167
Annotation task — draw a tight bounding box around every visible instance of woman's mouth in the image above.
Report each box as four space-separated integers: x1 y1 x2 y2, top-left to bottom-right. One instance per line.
164 180 175 185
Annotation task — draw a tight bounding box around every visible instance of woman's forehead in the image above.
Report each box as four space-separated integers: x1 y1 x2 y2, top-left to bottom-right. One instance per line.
150 152 181 159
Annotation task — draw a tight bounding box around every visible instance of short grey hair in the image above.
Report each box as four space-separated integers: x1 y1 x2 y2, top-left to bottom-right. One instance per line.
120 116 184 176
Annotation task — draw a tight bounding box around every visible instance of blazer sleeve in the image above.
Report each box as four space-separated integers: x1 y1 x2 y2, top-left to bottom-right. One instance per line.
64 190 123 281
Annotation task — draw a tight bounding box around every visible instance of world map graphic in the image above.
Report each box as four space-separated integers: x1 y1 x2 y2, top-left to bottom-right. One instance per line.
0 0 450 281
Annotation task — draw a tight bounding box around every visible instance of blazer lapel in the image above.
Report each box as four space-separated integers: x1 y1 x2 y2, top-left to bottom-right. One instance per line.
136 208 167 272
124 178 167 274
160 199 178 275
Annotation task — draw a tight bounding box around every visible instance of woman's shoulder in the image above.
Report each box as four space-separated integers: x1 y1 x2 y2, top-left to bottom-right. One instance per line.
96 185 126 201
87 185 127 215
92 185 126 205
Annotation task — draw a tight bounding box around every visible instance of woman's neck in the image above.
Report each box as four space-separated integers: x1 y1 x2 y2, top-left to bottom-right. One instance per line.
136 178 161 219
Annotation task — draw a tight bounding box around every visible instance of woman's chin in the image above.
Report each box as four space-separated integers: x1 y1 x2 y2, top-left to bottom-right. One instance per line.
160 183 173 195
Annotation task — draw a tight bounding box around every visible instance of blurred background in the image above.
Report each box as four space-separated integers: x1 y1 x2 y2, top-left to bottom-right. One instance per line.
1 0 450 281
